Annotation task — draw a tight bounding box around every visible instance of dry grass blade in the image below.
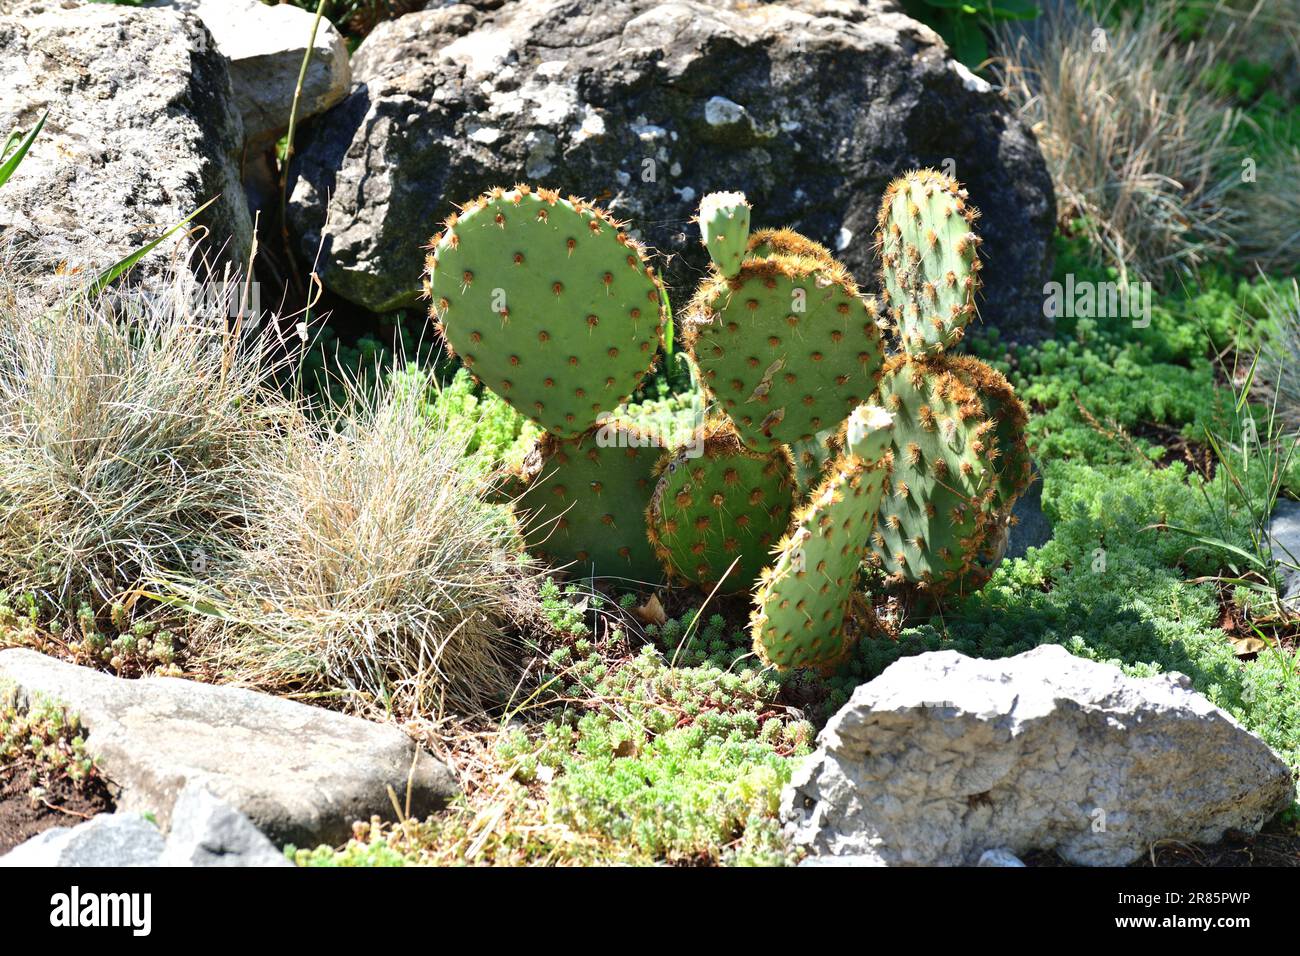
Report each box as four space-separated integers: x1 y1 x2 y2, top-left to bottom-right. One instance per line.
995 2 1243 280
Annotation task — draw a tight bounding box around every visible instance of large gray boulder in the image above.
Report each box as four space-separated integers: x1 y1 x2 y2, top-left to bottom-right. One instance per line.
784 645 1295 866
143 0 351 150
288 0 1055 336
0 649 459 847
0 4 252 278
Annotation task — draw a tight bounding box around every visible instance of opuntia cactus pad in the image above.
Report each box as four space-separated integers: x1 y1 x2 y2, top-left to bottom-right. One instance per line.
427 186 664 437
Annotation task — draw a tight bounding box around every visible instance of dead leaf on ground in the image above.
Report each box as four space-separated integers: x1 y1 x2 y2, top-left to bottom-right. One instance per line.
633 593 666 626
1230 635 1267 657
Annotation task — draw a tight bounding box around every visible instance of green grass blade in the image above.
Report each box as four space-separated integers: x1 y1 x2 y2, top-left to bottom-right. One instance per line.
0 111 47 191
86 195 218 296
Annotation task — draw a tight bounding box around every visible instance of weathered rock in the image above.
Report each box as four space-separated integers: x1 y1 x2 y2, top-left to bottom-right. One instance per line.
144 0 351 150
0 649 459 846
1267 498 1300 613
0 4 252 278
0 813 164 867
158 784 293 867
783 645 1294 866
2 0 351 152
977 847 1026 867
288 0 1054 334
1006 471 1051 561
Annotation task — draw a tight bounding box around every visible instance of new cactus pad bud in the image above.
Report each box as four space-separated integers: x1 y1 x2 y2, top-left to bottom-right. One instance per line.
697 191 752 278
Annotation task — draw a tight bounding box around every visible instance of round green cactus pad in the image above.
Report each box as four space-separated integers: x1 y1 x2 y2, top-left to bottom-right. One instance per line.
427 186 664 437
646 420 797 593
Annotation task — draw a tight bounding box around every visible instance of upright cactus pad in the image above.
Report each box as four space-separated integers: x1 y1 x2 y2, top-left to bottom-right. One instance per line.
684 242 885 450
876 169 981 354
751 405 894 672
511 422 666 581
646 420 796 593
427 186 664 437
867 353 1001 591
698 191 751 278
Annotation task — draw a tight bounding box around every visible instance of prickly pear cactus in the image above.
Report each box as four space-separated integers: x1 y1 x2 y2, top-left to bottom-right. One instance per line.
510 421 666 581
685 230 885 450
426 186 664 437
790 428 839 496
698 191 751 278
646 420 796 593
751 405 894 672
876 169 982 355
867 353 1002 592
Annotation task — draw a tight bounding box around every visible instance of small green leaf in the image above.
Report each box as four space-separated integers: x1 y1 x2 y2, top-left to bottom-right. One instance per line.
0 111 47 192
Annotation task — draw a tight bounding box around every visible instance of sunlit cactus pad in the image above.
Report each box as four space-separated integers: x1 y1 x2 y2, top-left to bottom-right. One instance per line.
868 353 1002 592
510 422 666 581
427 186 664 437
751 405 894 672
876 168 981 354
646 420 797 593
684 240 885 450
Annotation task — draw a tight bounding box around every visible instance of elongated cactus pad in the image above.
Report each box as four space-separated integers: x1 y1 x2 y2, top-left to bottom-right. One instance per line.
876 169 981 354
684 242 885 450
867 353 1001 591
698 191 751 278
427 186 664 437
647 420 796 593
511 422 666 581
751 405 894 672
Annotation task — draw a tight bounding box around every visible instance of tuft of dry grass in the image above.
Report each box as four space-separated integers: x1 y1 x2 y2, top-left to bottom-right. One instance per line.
996 2 1243 280
0 254 296 612
169 369 539 720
